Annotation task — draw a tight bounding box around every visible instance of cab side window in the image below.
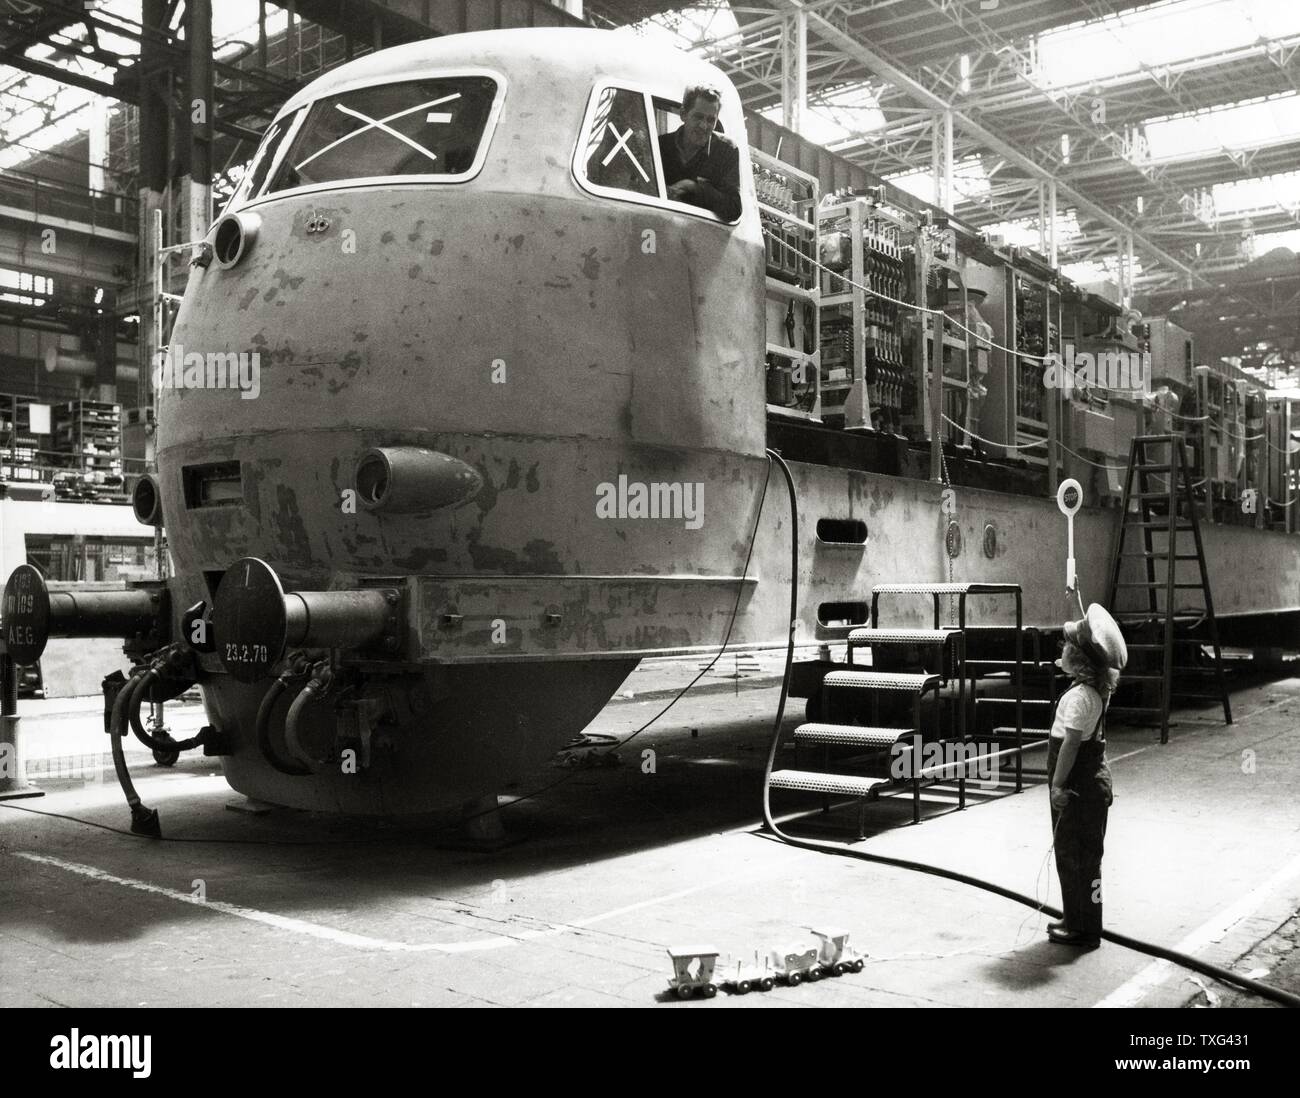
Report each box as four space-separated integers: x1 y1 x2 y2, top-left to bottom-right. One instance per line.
581 86 658 198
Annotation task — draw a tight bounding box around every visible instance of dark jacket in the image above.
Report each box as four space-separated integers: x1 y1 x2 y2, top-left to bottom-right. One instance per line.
657 128 742 222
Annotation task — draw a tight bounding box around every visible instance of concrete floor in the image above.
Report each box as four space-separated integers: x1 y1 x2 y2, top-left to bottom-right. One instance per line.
2 656 1299 1009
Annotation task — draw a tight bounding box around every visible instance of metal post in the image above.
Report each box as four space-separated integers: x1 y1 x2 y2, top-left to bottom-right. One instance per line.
187 0 214 242
942 110 954 215
781 16 792 130
931 114 941 205
794 9 807 135
1124 231 1135 308
0 650 42 800
1037 183 1046 255
1048 180 1058 267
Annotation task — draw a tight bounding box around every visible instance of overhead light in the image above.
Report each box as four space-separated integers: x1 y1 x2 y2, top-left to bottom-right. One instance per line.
1060 134 1071 165
1136 196 1144 215
960 54 971 94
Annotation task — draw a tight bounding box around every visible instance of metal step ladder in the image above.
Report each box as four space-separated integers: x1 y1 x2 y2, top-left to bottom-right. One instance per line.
769 667 946 832
1104 434 1232 743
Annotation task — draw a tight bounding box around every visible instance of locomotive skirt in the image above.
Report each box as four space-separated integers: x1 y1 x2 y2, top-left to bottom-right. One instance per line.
1046 733 1112 939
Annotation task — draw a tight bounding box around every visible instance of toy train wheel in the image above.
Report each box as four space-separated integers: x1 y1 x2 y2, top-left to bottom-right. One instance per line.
806 967 822 982
760 977 775 992
851 959 865 973
702 984 717 999
787 971 803 987
736 980 751 995
832 963 848 977
675 985 693 1000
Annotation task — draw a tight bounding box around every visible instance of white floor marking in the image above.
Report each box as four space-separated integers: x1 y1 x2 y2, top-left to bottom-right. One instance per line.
10 851 735 955
1093 849 1300 1008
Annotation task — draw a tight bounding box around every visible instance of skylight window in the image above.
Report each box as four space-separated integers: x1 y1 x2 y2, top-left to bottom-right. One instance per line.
1034 0 1300 90
1211 170 1300 219
1145 93 1300 162
1247 228 1300 255
884 158 993 207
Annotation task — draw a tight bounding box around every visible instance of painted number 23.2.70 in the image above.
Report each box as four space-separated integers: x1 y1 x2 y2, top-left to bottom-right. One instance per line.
225 643 268 664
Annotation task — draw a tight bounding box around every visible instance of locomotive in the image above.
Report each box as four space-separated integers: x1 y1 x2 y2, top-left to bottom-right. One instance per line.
4 28 1298 826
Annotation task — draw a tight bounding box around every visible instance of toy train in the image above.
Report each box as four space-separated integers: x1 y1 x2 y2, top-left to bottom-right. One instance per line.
668 928 865 999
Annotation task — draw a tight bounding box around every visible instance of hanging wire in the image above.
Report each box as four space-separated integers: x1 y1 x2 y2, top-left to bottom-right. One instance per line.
938 413 1047 449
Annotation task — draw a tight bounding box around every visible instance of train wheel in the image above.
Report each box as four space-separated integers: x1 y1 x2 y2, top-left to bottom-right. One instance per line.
833 963 849 977
851 960 865 973
788 972 803 987
675 985 693 1000
702 984 717 999
760 977 775 992
736 980 751 995
806 967 822 982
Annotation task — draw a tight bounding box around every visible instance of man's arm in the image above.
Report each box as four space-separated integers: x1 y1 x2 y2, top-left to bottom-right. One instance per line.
692 142 742 222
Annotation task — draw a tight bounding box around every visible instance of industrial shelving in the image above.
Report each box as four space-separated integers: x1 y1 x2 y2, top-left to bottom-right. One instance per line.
754 149 821 423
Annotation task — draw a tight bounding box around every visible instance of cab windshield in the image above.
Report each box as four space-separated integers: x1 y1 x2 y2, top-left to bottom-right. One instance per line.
234 75 500 204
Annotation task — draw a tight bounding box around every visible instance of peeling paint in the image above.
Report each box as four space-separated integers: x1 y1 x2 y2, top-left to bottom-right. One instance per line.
272 268 306 290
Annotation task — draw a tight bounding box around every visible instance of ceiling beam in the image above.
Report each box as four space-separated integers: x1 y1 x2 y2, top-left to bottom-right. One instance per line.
769 0 1204 285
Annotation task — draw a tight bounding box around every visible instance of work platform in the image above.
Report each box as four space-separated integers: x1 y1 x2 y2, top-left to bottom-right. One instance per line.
1 655 1298 1009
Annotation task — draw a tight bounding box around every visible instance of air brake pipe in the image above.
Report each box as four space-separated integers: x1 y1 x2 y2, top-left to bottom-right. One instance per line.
283 663 333 772
108 670 160 837
126 668 205 754
759 448 1300 1009
256 665 311 776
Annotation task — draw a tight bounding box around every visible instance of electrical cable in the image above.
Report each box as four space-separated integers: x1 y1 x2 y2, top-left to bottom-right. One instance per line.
758 447 1300 1008
937 413 1046 449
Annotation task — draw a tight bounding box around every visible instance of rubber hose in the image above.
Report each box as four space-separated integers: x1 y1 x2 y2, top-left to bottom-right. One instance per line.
283 675 329 771
109 671 146 808
257 675 311 776
127 669 204 753
759 448 1300 1009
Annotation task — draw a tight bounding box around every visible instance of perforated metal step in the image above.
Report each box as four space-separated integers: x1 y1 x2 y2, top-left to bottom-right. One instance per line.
872 582 1021 595
793 723 910 748
769 770 887 797
848 627 957 646
823 670 939 692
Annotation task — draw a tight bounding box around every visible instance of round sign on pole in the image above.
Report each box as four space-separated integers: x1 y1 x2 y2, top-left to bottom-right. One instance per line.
2 564 50 664
1056 478 1083 517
